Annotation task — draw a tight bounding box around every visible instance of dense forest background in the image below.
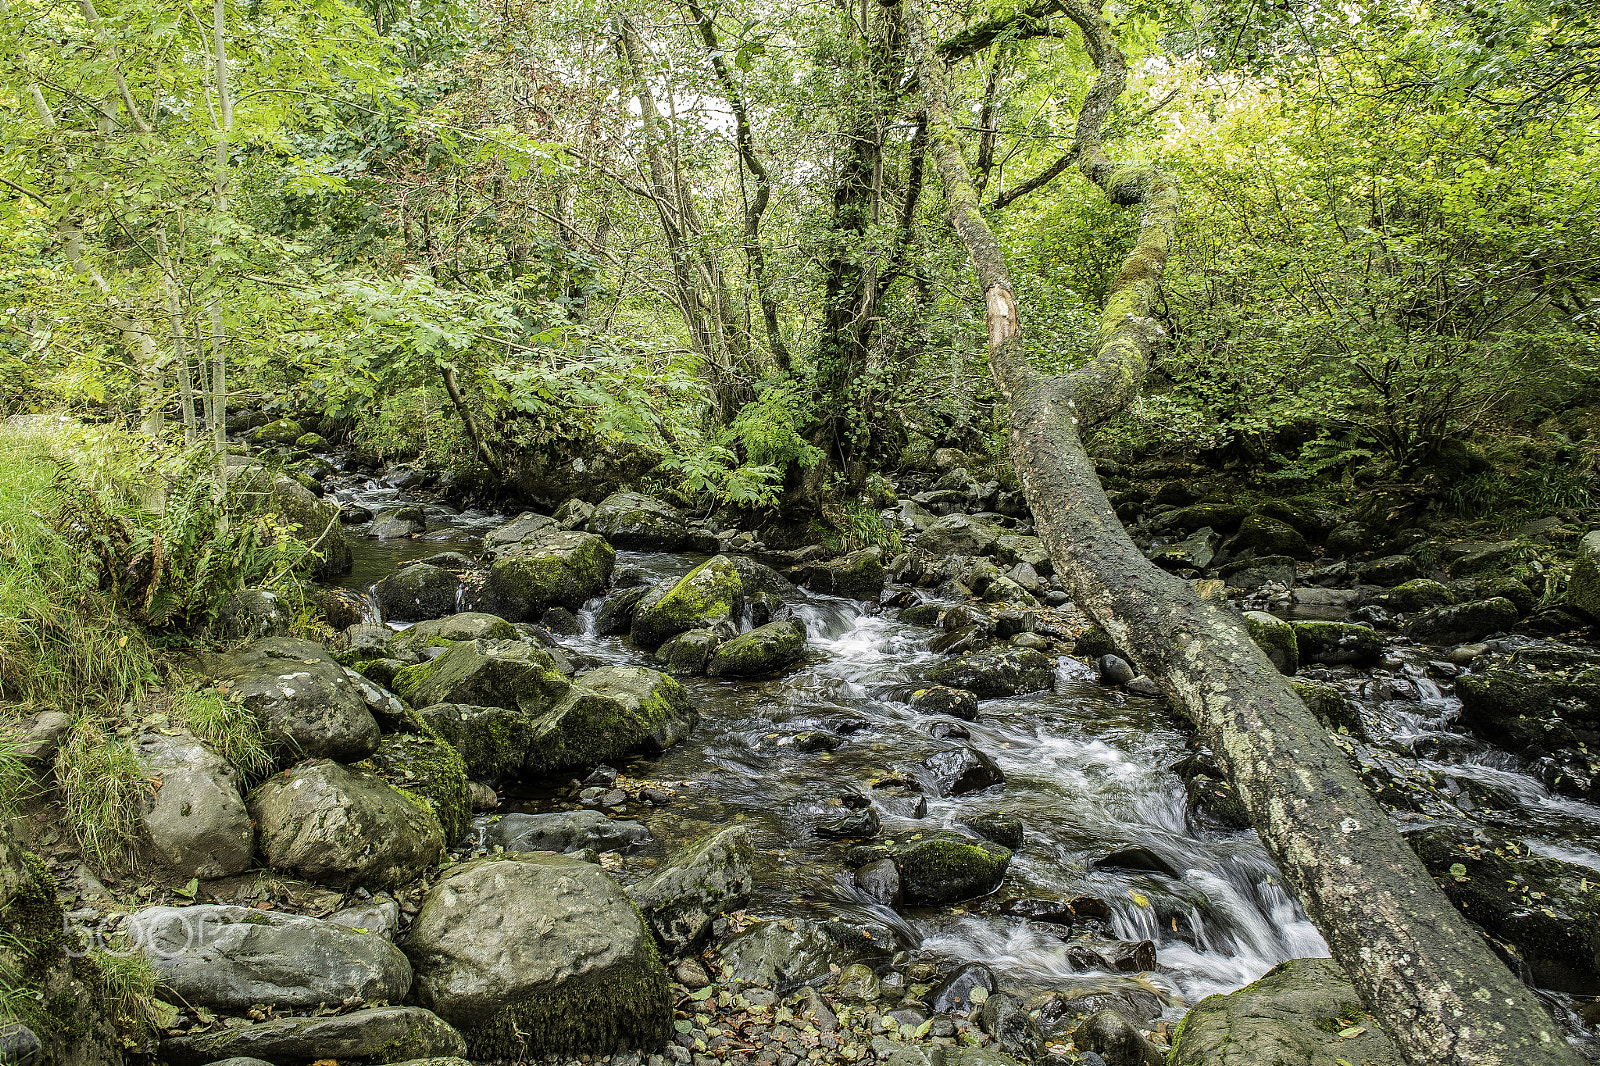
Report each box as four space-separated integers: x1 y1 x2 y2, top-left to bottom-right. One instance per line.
3 0 1596 524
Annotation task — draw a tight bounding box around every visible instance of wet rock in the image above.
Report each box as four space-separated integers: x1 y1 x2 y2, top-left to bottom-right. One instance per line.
909 685 980 720
1379 578 1455 612
417 702 535 778
793 547 887 600
1288 678 1365 738
1090 846 1179 878
1073 1009 1164 1066
554 497 596 530
924 647 1055 698
1404 596 1519 645
1409 825 1600 994
588 490 692 550
488 810 649 854
916 514 1004 556
374 563 462 623
1097 654 1136 686
132 729 253 880
929 962 998 1014
540 606 583 635
248 759 444 889
894 832 1011 904
1230 514 1311 559
213 586 293 641
817 807 881 839
595 585 652 636
1151 527 1220 572
1218 554 1296 589
626 825 755 956
980 993 1044 1062
708 617 808 677
1567 530 1600 621
1456 641 1600 800
655 627 721 677
961 812 1023 850
158 1006 464 1066
1357 554 1420 587
125 904 412 1010
404 854 669 1058
368 731 471 843
916 746 1006 797
371 505 427 539
1241 611 1297 675
482 512 558 558
480 529 615 619
1183 772 1250 829
854 859 902 907
714 915 896 989
631 556 744 649
1288 621 1382 665
1283 587 1360 621
1167 957 1401 1066
1444 539 1522 578
1064 937 1157 974
525 664 696 773
202 636 390 764
388 612 520 657
0 1023 41 1066
832 961 881 1002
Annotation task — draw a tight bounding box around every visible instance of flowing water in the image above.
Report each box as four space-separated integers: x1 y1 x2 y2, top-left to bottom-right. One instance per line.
327 469 1600 1044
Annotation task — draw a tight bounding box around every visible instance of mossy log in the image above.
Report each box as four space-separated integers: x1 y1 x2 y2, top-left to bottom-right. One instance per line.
901 0 1582 1062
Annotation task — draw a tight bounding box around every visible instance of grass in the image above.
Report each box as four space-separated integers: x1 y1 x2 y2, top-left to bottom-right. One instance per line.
88 950 163 1042
54 718 150 871
171 687 275 781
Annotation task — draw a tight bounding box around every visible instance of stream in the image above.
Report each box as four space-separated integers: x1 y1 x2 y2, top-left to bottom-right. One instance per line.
323 464 1600 1049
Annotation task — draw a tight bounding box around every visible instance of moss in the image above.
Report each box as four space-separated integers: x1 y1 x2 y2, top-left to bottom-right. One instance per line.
707 619 806 678
486 532 616 619
1072 625 1118 659
394 640 571 713
1386 579 1455 612
466 930 670 1058
524 669 693 774
1242 611 1297 676
895 837 1010 905
631 557 744 649
1289 678 1366 740
369 732 472 843
420 703 537 778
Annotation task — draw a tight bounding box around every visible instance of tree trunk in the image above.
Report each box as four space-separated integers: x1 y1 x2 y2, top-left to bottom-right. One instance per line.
902 0 1584 1063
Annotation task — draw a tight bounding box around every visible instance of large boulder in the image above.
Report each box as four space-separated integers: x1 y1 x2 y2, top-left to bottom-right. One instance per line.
158 1007 464 1066
386 612 519 657
791 548 886 600
631 556 744 649
1568 530 1600 621
1169 957 1402 1066
202 637 395 764
391 639 571 714
373 563 462 623
487 810 651 854
524 665 696 773
248 759 444 889
1288 621 1382 666
626 826 755 956
232 466 350 581
916 515 1004 557
712 915 897 989
595 586 651 636
1456 641 1600 800
924 647 1055 698
480 530 615 620
993 535 1052 574
368 731 472 843
1408 825 1600 994
418 703 537 778
1404 597 1519 645
403 854 670 1058
133 730 253 880
212 587 293 642
482 512 559 559
707 618 808 678
1230 514 1311 560
655 628 722 677
588 491 692 550
125 904 412 1011
887 832 1010 905
915 746 1006 797
1242 611 1298 675
370 506 426 539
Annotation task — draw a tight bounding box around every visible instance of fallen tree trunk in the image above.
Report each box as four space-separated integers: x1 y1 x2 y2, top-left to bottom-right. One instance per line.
903 1 1583 1063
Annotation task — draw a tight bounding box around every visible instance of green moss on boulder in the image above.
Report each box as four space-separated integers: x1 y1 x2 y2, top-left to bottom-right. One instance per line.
368 731 472 843
1288 621 1381 666
1569 530 1600 621
630 556 744 649
707 618 808 678
481 530 615 620
525 665 697 774
1242 611 1297 675
418 703 537 778
893 833 1011 905
392 639 571 714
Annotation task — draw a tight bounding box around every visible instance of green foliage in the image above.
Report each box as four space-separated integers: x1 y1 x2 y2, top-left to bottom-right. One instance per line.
56 718 148 870
87 949 163 1044
172 687 274 781
722 377 823 473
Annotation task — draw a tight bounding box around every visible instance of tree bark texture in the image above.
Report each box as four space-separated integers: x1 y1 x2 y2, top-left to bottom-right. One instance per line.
902 0 1584 1062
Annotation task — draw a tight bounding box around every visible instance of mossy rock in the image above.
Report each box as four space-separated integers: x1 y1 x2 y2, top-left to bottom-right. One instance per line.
1409 826 1600 995
1457 576 1538 616
707 618 808 678
389 613 519 657
524 665 697 774
1072 626 1119 660
1155 502 1251 535
229 465 351 581
1242 611 1297 675
1230 514 1311 560
1356 554 1420 587
418 703 537 778
630 556 744 650
924 646 1054 698
1382 579 1455 613
794 548 887 601
1289 678 1366 739
1403 597 1519 645
251 417 304 446
588 491 691 550
404 854 670 1058
482 512 559 559
294 431 328 451
481 530 615 621
392 639 571 715
1323 521 1373 556
1455 642 1600 801
1185 773 1251 829
595 585 651 636
893 833 1011 905
368 731 472 843
1288 621 1382 666
654 628 721 677
1568 530 1600 622
157 1006 465 1066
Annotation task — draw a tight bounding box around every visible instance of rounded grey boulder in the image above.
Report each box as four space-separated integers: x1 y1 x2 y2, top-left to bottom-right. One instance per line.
626 826 755 956
134 730 253 880
374 563 462 623
125 904 412 1011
